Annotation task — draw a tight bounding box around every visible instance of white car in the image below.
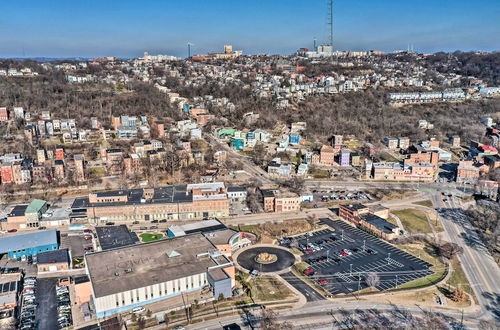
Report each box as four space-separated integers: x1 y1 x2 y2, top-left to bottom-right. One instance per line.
132 307 145 314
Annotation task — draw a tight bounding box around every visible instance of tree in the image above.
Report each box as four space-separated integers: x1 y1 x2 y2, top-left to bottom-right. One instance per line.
260 309 292 330
365 272 380 288
438 242 464 260
451 287 466 302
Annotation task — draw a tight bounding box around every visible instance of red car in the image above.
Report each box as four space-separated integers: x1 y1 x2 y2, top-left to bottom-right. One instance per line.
303 269 315 275
306 248 312 253
84 229 92 233
7 229 17 233
84 235 93 240
340 251 348 257
84 247 94 251
318 279 329 284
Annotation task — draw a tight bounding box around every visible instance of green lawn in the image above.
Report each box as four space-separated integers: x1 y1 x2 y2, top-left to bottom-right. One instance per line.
413 200 434 208
139 233 164 242
393 209 433 234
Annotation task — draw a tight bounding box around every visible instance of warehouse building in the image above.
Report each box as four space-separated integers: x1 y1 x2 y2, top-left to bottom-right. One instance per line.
0 230 59 259
85 233 234 318
72 182 230 224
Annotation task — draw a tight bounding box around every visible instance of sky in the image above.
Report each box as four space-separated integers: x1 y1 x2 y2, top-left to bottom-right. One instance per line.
0 0 499 58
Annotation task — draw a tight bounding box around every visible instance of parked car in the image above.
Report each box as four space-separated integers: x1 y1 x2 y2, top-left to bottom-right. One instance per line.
303 269 315 275
318 279 329 284
105 222 115 226
7 229 17 233
132 306 145 314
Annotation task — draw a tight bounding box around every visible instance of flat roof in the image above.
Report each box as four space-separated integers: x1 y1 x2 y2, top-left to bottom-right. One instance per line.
359 213 398 233
203 228 239 246
342 204 367 212
168 219 226 237
72 185 195 209
227 186 246 192
85 233 230 298
96 225 140 251
0 230 58 254
8 205 27 217
37 249 69 265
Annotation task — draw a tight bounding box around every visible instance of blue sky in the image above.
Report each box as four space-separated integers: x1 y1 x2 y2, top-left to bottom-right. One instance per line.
0 0 499 58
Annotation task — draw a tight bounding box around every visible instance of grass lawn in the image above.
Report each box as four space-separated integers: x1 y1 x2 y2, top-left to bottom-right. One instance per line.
448 257 473 296
139 233 164 242
310 168 330 179
393 209 432 234
413 200 434 208
252 276 295 301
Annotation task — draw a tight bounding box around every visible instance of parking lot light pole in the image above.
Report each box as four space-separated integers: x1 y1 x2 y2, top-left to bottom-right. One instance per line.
387 252 391 265
341 230 344 241
350 264 353 276
327 250 330 261
395 275 398 288
362 240 366 251
358 275 361 291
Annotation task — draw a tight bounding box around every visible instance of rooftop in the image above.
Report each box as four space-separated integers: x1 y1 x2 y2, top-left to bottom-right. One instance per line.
168 219 226 237
359 213 398 234
0 230 58 254
96 225 140 251
37 249 69 265
25 199 47 214
85 233 231 298
342 204 368 212
8 205 27 217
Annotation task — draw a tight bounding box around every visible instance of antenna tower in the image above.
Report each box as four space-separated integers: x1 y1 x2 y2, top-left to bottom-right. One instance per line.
327 0 334 48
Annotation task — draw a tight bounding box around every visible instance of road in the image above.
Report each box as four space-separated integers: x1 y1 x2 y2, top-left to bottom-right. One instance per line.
280 271 325 302
187 299 480 329
431 192 500 321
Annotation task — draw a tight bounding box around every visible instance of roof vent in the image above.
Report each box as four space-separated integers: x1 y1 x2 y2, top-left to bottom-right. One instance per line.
114 272 120 276
166 250 181 258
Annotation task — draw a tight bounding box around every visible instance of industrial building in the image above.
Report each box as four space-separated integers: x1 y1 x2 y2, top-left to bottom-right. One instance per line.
71 182 230 223
85 233 234 318
0 230 58 259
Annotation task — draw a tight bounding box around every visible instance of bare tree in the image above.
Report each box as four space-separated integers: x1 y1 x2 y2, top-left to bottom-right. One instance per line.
365 272 380 288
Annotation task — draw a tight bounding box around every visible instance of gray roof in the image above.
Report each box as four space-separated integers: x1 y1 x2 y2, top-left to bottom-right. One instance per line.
37 249 69 264
85 233 231 298
0 230 58 254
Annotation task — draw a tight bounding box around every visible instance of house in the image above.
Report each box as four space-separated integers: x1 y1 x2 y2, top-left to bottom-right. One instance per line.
227 186 247 202
384 137 399 149
339 149 350 166
320 145 335 165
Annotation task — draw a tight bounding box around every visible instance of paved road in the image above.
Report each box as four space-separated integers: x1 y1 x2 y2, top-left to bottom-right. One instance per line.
280 271 325 302
432 193 500 321
36 277 59 330
186 299 480 330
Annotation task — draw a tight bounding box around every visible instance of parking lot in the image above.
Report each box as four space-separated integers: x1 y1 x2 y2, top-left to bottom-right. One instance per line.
312 190 372 204
280 219 432 295
36 278 59 330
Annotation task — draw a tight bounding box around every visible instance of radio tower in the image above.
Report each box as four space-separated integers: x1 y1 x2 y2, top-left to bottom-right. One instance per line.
327 0 334 49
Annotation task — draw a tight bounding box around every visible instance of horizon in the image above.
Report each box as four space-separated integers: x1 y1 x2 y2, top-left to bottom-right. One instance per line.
0 0 499 58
